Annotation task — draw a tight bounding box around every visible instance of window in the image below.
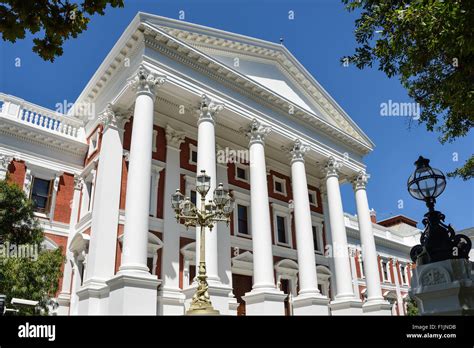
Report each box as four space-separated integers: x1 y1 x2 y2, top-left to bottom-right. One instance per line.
312 226 319 252
86 181 93 211
147 257 154 274
152 130 158 152
382 260 389 282
236 167 247 181
276 216 287 244
308 190 318 207
31 177 52 213
400 265 407 284
88 130 99 156
237 204 249 235
190 190 197 205
189 144 198 165
273 177 286 195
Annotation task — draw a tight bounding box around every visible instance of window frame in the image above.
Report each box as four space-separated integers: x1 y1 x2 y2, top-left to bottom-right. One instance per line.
30 177 53 214
272 203 292 247
273 176 287 196
234 163 249 183
308 189 318 208
189 143 198 166
232 191 252 238
88 129 100 157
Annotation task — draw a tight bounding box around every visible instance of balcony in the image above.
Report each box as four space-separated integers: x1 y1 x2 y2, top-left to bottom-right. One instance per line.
0 93 85 142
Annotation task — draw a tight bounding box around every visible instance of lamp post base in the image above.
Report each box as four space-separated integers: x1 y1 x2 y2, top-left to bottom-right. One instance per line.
186 305 220 315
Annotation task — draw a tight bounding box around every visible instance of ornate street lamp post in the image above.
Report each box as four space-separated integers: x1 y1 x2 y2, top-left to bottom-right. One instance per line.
171 170 234 315
408 156 471 265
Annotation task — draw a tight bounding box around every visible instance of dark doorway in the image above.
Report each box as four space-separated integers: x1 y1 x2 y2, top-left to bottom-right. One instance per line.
232 274 252 316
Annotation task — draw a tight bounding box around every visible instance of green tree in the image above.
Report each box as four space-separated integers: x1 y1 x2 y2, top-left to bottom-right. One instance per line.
0 180 64 315
406 297 419 316
342 0 473 180
0 0 124 62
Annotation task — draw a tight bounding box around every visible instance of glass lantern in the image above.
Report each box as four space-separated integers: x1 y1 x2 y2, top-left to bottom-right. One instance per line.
407 156 446 202
213 183 228 207
196 170 211 196
171 189 184 211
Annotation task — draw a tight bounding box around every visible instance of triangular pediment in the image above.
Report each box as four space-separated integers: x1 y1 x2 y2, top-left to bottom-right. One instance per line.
139 13 373 150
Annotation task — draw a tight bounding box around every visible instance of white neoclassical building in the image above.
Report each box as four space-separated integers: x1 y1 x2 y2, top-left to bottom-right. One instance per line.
0 13 420 316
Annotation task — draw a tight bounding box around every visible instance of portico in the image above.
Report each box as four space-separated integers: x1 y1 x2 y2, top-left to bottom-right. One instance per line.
0 13 396 316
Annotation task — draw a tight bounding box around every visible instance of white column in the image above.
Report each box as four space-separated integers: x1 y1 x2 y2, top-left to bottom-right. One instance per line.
288 140 328 315
242 119 285 315
0 154 13 180
158 125 186 315
107 65 165 315
57 175 82 315
324 157 362 315
195 95 222 283
77 103 127 315
353 171 391 315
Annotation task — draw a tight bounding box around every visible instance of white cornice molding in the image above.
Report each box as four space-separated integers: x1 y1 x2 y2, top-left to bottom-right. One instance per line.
0 117 88 157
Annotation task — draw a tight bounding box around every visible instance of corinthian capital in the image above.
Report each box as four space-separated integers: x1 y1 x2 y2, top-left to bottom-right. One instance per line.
98 103 128 130
352 171 370 190
129 64 166 99
74 175 83 191
0 154 13 171
165 125 186 149
198 94 224 124
288 139 309 163
324 156 342 178
242 118 272 145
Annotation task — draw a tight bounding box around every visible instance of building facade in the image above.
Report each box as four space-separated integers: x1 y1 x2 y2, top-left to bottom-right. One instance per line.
0 13 419 315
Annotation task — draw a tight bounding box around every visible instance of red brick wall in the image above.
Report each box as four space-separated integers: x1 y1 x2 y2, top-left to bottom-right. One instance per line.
119 158 128 210
115 224 123 274
152 125 166 162
7 160 26 187
53 173 74 223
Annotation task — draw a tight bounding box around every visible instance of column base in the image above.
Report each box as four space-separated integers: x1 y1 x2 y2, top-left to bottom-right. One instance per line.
329 298 363 315
292 293 330 315
362 299 393 315
157 287 185 315
56 293 71 316
183 282 237 315
106 272 161 315
76 278 110 315
242 289 287 315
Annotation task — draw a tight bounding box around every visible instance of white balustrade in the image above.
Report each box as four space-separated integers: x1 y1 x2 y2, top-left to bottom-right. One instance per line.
0 93 83 140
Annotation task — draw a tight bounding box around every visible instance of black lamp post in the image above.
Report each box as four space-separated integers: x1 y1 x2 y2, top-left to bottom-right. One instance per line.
408 156 471 265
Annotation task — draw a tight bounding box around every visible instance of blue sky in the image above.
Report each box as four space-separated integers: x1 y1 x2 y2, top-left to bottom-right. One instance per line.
1 0 473 229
